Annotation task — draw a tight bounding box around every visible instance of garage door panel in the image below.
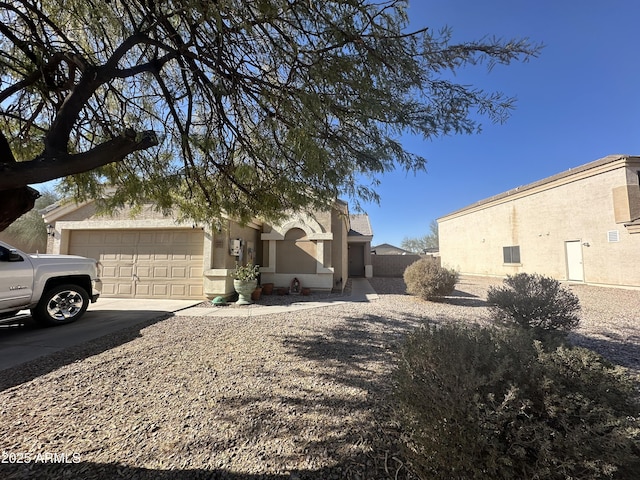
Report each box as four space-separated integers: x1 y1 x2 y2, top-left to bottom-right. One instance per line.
189 285 204 296
136 266 151 278
101 266 118 278
117 283 133 295
135 284 150 296
118 265 134 277
153 284 169 296
171 266 187 278
69 229 204 299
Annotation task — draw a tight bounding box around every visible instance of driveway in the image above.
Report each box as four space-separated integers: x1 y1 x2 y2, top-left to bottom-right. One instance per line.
0 298 198 371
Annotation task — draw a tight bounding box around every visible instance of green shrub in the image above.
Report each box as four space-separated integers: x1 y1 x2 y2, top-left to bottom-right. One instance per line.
403 258 458 300
394 324 640 479
486 273 581 334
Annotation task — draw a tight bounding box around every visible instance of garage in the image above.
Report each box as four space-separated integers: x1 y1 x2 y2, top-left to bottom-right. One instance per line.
69 229 205 299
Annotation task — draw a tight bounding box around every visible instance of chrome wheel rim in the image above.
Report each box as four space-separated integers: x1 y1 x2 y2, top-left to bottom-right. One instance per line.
46 290 84 320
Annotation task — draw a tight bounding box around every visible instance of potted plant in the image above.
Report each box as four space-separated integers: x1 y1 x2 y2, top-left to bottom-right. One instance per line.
230 263 260 305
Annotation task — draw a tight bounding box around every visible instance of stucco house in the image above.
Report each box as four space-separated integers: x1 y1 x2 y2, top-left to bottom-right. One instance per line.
438 154 640 288
42 199 372 299
371 243 412 255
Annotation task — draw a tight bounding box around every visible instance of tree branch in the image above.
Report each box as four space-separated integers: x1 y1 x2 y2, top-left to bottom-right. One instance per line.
0 129 158 189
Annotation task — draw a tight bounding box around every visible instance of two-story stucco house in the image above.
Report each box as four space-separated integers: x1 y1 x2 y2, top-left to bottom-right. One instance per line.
438 154 640 288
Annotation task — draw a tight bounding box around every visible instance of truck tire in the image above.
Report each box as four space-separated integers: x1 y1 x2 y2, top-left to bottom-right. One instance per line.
31 284 90 326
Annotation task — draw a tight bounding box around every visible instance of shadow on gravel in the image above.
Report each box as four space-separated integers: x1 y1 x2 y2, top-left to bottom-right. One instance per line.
569 331 640 373
281 313 418 387
0 461 407 480
0 313 173 393
435 289 487 308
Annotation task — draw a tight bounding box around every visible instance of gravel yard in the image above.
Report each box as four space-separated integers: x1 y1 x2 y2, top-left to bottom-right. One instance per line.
1 276 639 479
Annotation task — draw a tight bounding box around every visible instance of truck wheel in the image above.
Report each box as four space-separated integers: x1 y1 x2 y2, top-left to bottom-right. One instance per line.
31 284 90 326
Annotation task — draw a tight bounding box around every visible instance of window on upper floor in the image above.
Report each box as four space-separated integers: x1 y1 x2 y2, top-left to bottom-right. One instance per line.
503 246 521 264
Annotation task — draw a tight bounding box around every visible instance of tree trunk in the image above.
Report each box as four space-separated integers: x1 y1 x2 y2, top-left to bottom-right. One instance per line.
0 132 40 231
0 187 40 232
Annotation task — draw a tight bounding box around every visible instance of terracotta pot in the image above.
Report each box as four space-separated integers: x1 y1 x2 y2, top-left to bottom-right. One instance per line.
262 283 274 295
301 287 311 296
251 287 262 301
277 287 288 296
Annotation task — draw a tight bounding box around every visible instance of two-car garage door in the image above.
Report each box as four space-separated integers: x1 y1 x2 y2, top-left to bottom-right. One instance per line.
69 229 204 299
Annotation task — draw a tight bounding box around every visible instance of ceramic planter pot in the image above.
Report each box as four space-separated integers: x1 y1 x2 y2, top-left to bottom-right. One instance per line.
234 279 258 305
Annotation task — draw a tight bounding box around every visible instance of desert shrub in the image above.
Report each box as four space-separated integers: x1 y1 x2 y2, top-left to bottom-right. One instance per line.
486 273 581 334
394 324 640 480
403 258 458 300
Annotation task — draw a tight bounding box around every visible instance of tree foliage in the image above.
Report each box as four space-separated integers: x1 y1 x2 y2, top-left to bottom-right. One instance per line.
0 0 540 228
401 219 439 252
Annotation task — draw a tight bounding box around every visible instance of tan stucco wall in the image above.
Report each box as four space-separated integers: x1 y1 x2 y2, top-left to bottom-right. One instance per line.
439 157 640 287
260 208 337 291
203 221 262 298
331 208 348 289
276 228 317 273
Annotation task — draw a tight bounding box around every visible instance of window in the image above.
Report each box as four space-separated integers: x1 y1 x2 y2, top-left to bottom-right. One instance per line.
503 246 521 264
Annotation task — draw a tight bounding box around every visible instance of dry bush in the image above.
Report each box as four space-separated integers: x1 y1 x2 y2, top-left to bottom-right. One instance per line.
403 258 458 300
394 324 640 479
487 273 580 335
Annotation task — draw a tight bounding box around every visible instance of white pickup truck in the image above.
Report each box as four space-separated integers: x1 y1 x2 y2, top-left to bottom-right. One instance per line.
0 241 101 326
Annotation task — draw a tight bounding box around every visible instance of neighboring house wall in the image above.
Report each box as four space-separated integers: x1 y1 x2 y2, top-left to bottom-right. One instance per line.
439 155 640 288
371 243 412 256
372 254 424 277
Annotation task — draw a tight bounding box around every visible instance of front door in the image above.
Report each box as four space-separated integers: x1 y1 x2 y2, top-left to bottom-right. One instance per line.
565 240 584 282
348 244 365 277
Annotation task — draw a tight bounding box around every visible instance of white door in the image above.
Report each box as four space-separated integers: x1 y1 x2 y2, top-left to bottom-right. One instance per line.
565 240 584 281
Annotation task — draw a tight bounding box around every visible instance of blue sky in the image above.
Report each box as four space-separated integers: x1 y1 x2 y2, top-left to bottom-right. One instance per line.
362 0 640 247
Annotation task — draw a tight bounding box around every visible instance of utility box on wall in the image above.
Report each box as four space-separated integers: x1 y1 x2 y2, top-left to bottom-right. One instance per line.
230 238 242 256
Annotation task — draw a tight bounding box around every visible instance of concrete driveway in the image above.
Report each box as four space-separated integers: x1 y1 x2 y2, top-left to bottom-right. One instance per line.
0 298 198 371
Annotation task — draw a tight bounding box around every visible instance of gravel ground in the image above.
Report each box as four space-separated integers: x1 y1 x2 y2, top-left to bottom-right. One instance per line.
1 276 639 479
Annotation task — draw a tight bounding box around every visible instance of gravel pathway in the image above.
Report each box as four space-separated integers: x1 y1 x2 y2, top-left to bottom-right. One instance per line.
1 276 639 479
